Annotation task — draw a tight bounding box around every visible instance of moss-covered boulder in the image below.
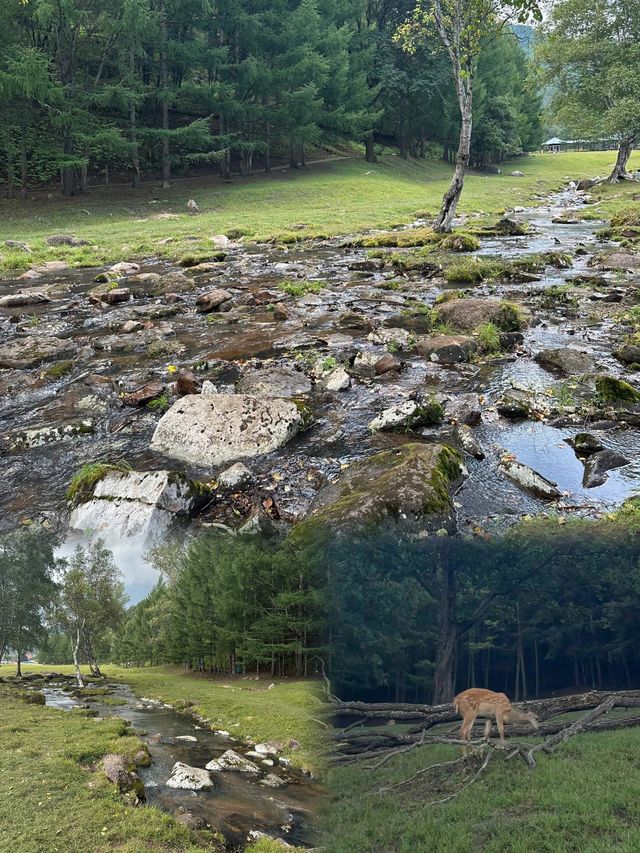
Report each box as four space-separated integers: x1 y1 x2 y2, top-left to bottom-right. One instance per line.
302 443 464 535
436 298 528 333
595 375 640 403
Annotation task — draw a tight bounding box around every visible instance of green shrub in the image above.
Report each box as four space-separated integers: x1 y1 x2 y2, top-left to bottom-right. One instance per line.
278 279 326 297
476 322 502 353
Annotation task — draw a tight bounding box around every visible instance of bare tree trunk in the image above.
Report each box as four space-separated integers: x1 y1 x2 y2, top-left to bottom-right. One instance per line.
73 625 85 688
433 546 457 704
609 136 635 182
434 91 472 232
16 651 21 678
130 54 141 189
160 14 171 189
62 128 75 197
6 130 14 199
265 121 271 173
20 127 28 199
365 132 377 164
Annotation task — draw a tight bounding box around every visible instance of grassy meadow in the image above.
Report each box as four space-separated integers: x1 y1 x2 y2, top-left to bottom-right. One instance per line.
0 151 638 274
0 664 323 853
325 728 640 852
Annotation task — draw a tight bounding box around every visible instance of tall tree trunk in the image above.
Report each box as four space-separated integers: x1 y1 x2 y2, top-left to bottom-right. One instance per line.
265 122 271 173
160 15 171 189
20 126 28 199
432 546 457 704
73 625 85 688
365 132 377 164
16 651 21 678
289 138 297 168
609 136 635 182
6 129 14 199
130 58 141 189
62 127 75 197
434 88 472 233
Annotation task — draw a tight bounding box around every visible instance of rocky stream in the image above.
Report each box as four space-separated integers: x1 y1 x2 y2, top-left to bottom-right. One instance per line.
1 183 640 568
37 675 320 848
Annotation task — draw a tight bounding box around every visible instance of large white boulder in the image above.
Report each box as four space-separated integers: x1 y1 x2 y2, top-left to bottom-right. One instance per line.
166 762 213 790
69 469 200 545
150 394 307 467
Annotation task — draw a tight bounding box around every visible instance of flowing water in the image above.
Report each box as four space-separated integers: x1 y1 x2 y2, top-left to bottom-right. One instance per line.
1 184 638 564
43 682 320 849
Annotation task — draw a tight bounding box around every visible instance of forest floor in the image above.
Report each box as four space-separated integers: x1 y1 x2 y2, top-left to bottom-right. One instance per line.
324 726 640 852
0 150 637 273
0 665 322 853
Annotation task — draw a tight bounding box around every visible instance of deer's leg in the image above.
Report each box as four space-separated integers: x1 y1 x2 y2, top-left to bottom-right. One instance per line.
460 712 477 755
496 710 506 741
483 717 492 740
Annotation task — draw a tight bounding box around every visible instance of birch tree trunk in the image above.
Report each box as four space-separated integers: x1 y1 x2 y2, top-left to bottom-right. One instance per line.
73 625 85 688
434 87 472 232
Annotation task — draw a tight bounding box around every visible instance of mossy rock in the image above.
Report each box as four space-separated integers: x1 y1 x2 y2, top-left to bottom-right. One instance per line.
42 360 74 381
595 375 640 403
298 443 463 536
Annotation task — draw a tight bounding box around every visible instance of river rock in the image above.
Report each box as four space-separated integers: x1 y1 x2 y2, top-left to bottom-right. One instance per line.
196 288 233 312
236 367 311 397
260 774 287 788
305 443 464 534
614 344 640 366
69 469 203 545
369 398 443 432
367 327 411 348
534 348 593 375
150 394 307 467
103 287 131 305
497 390 531 419
166 762 212 790
4 240 31 251
499 455 561 499
453 424 485 459
323 366 351 391
122 380 165 406
582 449 630 488
565 433 604 456
6 419 93 450
218 462 253 489
102 754 142 794
375 352 402 374
175 370 200 396
0 335 75 369
436 298 527 332
206 749 260 773
154 272 194 295
595 250 640 271
0 290 50 308
337 312 375 332
414 334 477 364
109 261 141 276
121 320 145 334
175 811 207 830
45 234 88 246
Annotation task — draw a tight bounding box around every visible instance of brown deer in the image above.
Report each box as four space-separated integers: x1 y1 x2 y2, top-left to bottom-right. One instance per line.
453 688 539 750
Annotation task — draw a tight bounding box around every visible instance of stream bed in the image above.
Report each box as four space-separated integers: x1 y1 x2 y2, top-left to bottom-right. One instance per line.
43 681 320 848
1 183 639 573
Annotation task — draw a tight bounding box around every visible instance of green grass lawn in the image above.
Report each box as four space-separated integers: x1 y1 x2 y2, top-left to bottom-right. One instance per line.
325 728 640 852
0 151 638 273
0 665 324 852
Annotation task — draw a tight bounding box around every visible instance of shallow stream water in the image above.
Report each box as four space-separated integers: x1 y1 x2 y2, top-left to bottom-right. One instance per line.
43 682 320 848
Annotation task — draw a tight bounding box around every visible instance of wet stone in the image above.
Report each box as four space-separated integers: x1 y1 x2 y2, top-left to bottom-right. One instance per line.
582 449 630 488
236 366 312 398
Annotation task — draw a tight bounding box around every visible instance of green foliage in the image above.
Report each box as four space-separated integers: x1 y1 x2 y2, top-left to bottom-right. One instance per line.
115 535 324 680
66 461 131 505
278 279 326 297
475 321 502 353
146 393 170 412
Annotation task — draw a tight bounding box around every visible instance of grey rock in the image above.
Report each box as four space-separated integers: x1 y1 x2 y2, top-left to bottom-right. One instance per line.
323 366 351 391
415 334 477 364
150 394 306 467
534 348 593 375
454 424 485 459
206 749 260 773
166 762 212 790
0 291 50 308
0 335 75 369
196 288 233 312
218 462 253 490
499 455 561 500
236 366 311 398
583 449 630 488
